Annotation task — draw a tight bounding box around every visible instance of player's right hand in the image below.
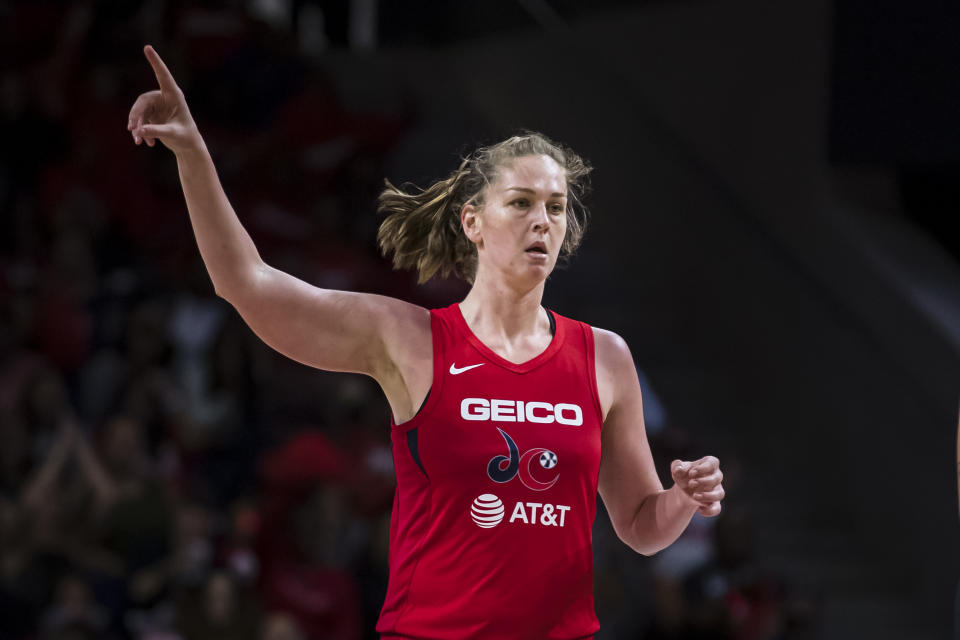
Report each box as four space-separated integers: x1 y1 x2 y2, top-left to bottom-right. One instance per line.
127 45 202 155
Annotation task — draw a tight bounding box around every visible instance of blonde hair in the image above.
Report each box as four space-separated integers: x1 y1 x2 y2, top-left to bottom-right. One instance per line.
377 131 592 284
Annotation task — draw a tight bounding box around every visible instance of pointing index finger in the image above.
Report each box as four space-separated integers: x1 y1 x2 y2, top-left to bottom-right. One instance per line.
144 45 178 93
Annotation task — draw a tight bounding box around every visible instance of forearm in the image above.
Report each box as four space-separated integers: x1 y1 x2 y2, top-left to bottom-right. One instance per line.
624 484 700 556
175 144 264 300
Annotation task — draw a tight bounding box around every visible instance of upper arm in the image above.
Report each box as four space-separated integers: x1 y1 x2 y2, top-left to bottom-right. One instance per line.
228 263 432 416
593 328 663 540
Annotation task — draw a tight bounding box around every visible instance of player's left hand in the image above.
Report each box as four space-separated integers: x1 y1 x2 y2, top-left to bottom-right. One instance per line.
671 456 724 517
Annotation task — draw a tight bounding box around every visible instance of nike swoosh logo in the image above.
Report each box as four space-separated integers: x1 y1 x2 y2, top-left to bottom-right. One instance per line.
449 363 485 375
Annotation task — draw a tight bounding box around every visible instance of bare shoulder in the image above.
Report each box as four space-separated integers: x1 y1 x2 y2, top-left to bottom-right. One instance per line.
369 293 432 339
591 326 634 376
590 327 637 421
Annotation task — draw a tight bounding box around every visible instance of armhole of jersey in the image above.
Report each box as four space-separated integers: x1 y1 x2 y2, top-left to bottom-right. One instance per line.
582 322 605 428
391 310 444 434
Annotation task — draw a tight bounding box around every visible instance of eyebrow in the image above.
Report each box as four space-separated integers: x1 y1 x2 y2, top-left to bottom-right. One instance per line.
505 187 567 198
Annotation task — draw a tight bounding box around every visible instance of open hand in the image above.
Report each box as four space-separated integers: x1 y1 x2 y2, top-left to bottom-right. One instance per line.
127 45 202 154
671 456 724 517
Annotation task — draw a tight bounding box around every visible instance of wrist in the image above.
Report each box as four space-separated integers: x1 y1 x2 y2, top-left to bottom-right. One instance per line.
174 132 208 161
670 482 701 511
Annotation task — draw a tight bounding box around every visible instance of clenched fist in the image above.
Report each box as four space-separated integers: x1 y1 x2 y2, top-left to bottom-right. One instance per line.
671 456 724 517
127 45 203 155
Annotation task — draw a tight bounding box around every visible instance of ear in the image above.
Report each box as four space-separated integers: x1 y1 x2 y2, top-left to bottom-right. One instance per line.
461 202 483 249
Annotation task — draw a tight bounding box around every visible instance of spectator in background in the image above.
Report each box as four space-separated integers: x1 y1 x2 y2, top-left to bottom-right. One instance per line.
22 414 178 632
261 611 306 640
257 432 364 640
115 301 184 452
1 3 409 638
39 573 110 640
223 498 261 588
87 416 175 605
177 569 260 640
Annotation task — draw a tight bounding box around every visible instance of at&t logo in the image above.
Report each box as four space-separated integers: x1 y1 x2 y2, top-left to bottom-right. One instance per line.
470 493 571 529
470 494 505 528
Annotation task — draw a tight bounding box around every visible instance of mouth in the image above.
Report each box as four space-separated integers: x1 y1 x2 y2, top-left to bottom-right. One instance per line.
525 241 548 255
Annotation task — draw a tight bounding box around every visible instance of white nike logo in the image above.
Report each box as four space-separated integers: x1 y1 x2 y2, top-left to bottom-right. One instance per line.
449 363 485 375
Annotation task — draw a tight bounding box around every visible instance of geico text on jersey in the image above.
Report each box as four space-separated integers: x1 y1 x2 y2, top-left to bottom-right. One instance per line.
460 398 583 425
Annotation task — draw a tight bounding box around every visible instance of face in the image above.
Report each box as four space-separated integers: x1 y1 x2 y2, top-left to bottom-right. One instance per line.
462 154 568 287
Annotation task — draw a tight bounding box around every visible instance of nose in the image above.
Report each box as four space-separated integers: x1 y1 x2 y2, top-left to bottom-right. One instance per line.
531 202 550 230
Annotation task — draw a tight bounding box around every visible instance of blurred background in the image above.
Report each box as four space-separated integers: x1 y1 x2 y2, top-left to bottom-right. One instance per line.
1 0 959 638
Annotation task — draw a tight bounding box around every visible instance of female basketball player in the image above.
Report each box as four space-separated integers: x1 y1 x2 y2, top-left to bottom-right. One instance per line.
128 45 725 638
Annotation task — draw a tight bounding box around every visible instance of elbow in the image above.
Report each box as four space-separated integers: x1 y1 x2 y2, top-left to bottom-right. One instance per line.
210 270 247 302
624 536 663 557
211 261 265 305
212 282 243 310
212 282 232 301
614 519 662 557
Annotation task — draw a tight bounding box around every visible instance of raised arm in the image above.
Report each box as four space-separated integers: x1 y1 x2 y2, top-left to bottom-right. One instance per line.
127 46 430 417
594 328 725 555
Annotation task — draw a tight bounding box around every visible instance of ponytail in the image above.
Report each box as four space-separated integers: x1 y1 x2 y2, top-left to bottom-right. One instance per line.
377 158 479 284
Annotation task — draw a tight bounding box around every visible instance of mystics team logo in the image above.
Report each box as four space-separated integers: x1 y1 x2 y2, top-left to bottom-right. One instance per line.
486 428 559 491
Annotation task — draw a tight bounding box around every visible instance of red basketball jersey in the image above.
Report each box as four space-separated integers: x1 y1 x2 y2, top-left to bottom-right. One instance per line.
377 303 603 639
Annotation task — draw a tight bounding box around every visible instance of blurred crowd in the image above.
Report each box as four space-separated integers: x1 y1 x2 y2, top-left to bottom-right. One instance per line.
1 1 816 639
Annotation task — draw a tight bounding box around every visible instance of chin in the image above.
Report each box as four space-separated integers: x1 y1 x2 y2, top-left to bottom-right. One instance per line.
521 264 554 284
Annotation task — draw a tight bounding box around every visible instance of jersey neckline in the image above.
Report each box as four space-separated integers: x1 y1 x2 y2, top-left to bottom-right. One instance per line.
452 303 566 374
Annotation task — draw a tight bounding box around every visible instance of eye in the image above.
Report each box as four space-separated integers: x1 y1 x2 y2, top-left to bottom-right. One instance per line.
549 203 565 214
511 198 530 208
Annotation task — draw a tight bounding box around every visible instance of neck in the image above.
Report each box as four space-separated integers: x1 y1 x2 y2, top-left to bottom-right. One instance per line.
459 266 547 341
